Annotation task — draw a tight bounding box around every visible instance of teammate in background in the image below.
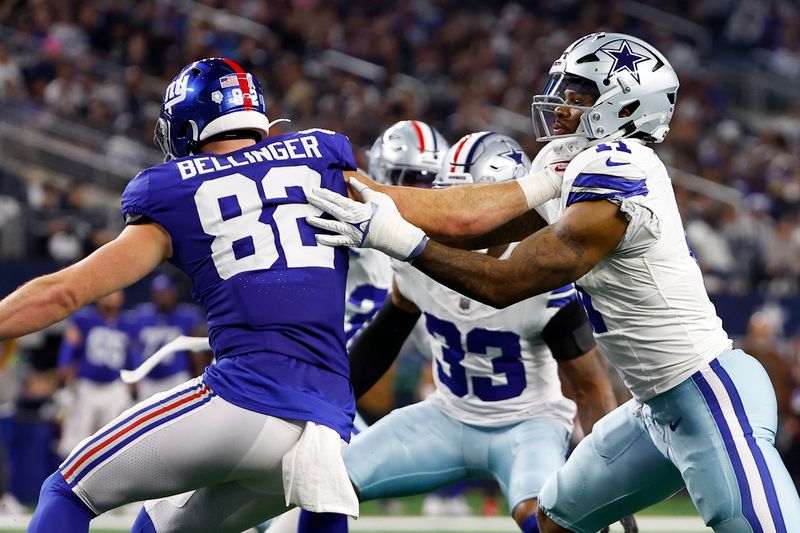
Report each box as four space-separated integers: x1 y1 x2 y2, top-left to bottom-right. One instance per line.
0 58 360 533
307 32 800 532
56 290 135 459
129 275 208 398
344 120 448 346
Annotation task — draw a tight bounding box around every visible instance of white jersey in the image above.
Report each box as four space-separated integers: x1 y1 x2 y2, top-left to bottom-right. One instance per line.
344 248 394 345
393 251 576 431
551 138 732 401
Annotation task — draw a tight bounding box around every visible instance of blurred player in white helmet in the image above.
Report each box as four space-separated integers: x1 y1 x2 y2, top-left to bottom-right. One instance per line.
344 120 449 346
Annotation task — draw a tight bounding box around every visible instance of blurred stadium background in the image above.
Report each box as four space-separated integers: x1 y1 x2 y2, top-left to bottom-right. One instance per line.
0 0 799 531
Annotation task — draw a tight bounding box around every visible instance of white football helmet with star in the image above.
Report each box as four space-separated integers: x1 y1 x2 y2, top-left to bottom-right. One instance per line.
532 32 679 144
434 132 531 188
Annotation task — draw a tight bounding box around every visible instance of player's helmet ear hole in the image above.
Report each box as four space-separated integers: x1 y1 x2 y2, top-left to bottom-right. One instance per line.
619 101 640 118
178 123 190 138
602 79 611 86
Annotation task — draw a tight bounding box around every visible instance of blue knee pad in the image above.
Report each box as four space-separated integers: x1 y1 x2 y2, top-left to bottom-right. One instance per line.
131 507 157 533
297 510 347 533
27 471 95 533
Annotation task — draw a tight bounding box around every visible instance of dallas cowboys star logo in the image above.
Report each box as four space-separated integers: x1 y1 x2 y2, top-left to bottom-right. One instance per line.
499 148 525 165
599 40 649 82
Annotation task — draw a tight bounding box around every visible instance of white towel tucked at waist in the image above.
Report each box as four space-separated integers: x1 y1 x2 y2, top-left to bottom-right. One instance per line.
282 421 359 518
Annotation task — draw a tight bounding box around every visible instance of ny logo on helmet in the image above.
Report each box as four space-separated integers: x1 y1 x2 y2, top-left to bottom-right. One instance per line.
599 40 650 83
163 73 191 114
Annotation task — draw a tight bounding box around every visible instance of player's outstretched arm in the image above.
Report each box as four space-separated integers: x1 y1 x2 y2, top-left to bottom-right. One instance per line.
348 278 421 398
414 200 628 308
0 223 171 340
539 298 616 433
558 347 617 434
343 170 540 242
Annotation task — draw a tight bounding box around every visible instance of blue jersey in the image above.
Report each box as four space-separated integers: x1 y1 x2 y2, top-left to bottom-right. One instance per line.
58 307 136 383
129 303 204 379
120 130 356 440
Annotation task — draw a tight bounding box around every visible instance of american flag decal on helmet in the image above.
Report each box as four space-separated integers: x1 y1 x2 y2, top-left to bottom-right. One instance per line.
219 74 239 88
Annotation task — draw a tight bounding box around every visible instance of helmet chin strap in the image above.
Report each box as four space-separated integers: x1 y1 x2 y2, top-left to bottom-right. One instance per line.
266 118 291 135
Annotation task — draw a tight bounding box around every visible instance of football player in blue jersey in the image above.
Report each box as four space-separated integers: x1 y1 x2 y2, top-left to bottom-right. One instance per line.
0 58 361 533
56 290 136 460
306 32 800 532
129 275 207 398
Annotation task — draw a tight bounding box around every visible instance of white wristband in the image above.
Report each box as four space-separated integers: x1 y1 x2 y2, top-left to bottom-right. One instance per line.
516 170 561 210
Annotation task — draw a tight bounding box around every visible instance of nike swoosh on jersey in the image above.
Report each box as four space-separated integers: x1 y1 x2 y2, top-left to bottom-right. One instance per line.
605 158 630 167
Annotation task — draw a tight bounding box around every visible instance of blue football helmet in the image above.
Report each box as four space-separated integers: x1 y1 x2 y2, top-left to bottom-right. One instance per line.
154 58 276 161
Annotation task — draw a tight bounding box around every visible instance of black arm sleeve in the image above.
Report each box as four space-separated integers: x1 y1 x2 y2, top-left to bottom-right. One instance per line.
349 296 421 399
541 299 596 361
124 213 154 225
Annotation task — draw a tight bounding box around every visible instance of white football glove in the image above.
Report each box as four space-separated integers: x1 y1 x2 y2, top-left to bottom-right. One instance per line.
517 137 589 209
306 178 429 262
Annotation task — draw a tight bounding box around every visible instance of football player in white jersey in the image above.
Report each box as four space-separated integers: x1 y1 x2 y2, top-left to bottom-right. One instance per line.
337 132 617 533
344 120 448 346
306 32 800 533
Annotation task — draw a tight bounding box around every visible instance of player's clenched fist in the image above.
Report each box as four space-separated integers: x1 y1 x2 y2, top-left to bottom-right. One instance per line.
306 178 429 262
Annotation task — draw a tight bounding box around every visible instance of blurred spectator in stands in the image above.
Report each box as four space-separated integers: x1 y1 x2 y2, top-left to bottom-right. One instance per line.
27 182 68 259
741 308 793 422
740 306 800 489
43 62 85 117
719 195 773 292
761 215 800 294
0 44 23 102
686 197 735 293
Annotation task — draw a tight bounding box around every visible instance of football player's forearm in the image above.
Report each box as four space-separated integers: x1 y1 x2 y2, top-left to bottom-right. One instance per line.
349 297 420 398
378 181 530 241
561 349 617 433
446 210 548 250
414 226 585 309
574 382 617 435
0 225 169 341
0 273 81 340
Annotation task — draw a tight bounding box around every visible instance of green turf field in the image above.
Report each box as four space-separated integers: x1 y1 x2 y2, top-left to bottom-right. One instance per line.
0 492 707 532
